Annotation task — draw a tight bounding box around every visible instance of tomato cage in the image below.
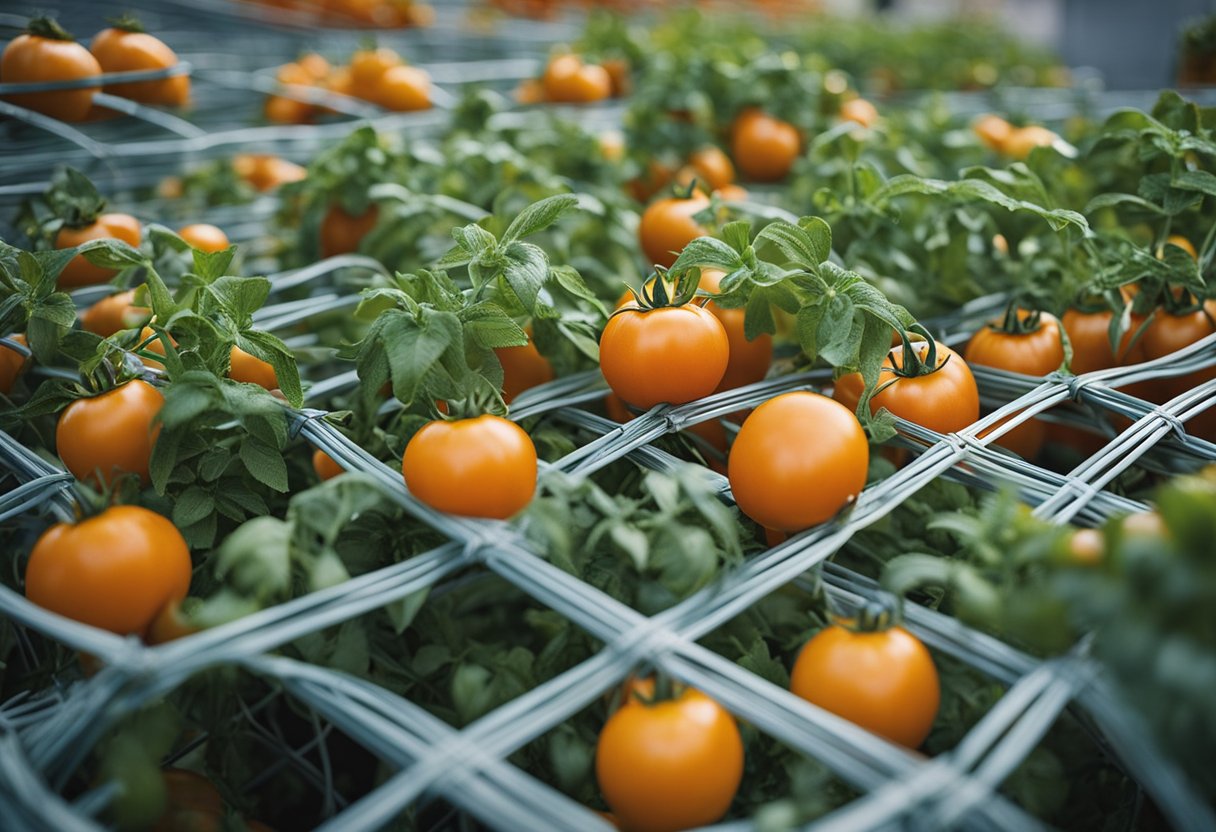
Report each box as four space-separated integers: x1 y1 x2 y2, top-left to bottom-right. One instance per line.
1 231 1215 829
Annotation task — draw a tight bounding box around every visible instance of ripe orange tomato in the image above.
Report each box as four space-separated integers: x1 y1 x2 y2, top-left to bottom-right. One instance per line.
596 688 743 832
80 289 148 337
729 392 869 531
135 326 172 371
495 336 554 403
55 213 142 288
402 415 537 519
1002 125 1056 159
600 304 728 408
973 114 1012 152
233 154 305 192
674 146 736 193
25 504 191 636
89 25 189 107
731 109 800 182
698 269 772 392
145 599 198 645
834 343 979 435
1 20 102 122
0 333 28 394
56 379 163 486
965 311 1065 377
313 448 344 481
1140 302 1216 438
638 193 710 269
714 183 749 201
790 623 940 748
298 52 331 81
320 203 379 258
178 224 229 253
541 53 582 99
350 46 401 87
1061 308 1146 375
264 94 313 124
228 346 277 390
839 97 878 127
376 65 431 111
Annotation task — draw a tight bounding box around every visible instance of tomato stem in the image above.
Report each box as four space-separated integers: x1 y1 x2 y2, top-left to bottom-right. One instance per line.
105 14 147 33
27 16 76 41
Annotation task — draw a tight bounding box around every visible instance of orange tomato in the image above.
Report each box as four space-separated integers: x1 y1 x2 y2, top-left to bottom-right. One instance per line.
57 379 163 486
834 343 979 435
233 154 305 192
515 78 545 105
698 269 772 392
600 304 728 408
1 21 101 122
55 213 142 288
80 289 148 337
298 52 331 81
973 114 1012 152
638 193 710 268
495 337 554 403
349 46 401 87
375 65 431 111
541 53 582 100
839 97 878 127
596 687 743 832
264 94 313 124
1140 302 1216 438
89 25 189 107
0 333 28 395
1002 125 1057 159
146 599 198 644
312 448 344 481
320 203 379 258
731 109 800 182
26 504 191 636
402 415 537 519
790 623 940 748
674 146 735 192
713 183 749 201
178 224 230 253
729 392 869 531
598 130 625 162
228 346 278 390
1061 308 1147 375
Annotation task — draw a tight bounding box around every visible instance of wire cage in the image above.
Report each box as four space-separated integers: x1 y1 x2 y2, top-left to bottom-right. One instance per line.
2 3 1216 831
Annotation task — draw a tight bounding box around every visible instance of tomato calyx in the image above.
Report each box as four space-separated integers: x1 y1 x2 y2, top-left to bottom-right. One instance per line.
27 16 77 42
838 596 901 635
988 302 1048 336
612 266 703 318
886 325 948 380
104 14 147 33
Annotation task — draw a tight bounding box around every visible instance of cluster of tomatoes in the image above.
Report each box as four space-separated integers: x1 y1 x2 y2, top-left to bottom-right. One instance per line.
972 113 1059 160
0 17 188 122
517 52 631 104
243 0 434 28
265 46 432 124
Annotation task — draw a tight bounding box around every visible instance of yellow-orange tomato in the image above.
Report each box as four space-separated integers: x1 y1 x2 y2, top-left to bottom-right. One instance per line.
729 392 869 531
674 146 735 193
320 203 379 258
598 130 625 162
1140 302 1216 439
973 114 1012 151
791 623 940 748
312 448 344 481
402 415 537 519
1060 308 1147 375
731 109 800 182
55 213 142 288
1 23 101 122
554 63 612 103
89 26 189 107
56 379 163 486
25 504 191 636
600 304 728 408
834 343 980 435
228 346 277 390
80 289 149 337
638 193 710 269
1162 234 1198 259
375 64 431 111
145 599 198 645
298 52 331 81
233 154 305 192
714 183 749 201
350 46 401 87
1066 528 1105 566
839 97 878 127
495 337 554 403
0 333 28 394
1003 125 1057 159
276 61 315 87
264 93 313 124
596 688 743 832
698 269 772 392
541 53 582 100
515 78 545 105
178 223 230 253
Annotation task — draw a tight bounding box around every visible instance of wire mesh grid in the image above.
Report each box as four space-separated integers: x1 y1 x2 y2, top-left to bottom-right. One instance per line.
0 252 1215 830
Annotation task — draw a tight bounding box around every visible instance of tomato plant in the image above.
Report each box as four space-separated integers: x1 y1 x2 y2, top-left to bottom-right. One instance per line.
25 505 192 636
729 392 869 532
790 605 940 749
600 273 728 408
56 379 164 487
596 685 744 832
402 415 537 519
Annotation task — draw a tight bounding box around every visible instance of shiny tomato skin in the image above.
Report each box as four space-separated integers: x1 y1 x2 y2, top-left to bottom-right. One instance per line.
790 624 940 748
728 392 869 531
25 505 191 636
596 688 743 832
0 333 28 394
320 204 379 258
1 32 101 121
55 213 143 288
699 269 772 392
402 415 537 519
1140 302 1216 438
178 224 230 253
963 312 1065 377
599 305 728 408
495 336 554 403
312 448 344 481
80 289 148 337
638 195 710 269
839 97 879 127
375 65 431 111
687 146 735 191
90 27 189 106
228 346 278 390
56 379 163 486
731 109 800 182
835 343 979 435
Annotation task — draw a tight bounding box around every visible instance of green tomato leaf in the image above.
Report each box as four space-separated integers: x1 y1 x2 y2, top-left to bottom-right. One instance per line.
501 193 579 243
